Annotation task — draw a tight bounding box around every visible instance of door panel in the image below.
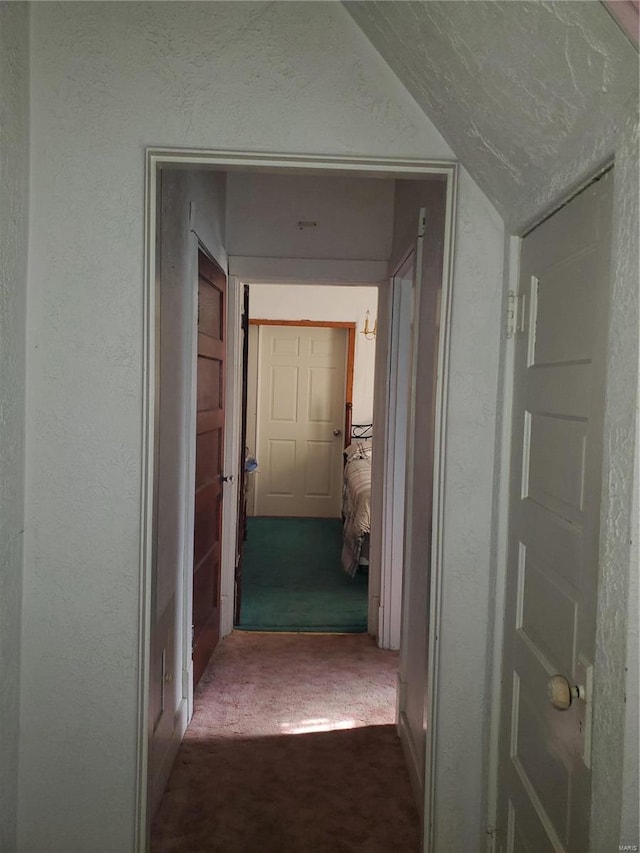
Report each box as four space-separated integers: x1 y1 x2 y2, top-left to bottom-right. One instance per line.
192 250 226 687
266 440 296 494
304 440 332 496
270 366 298 421
526 413 586 518
308 367 334 421
255 325 347 517
197 359 222 412
497 172 613 852
195 430 221 489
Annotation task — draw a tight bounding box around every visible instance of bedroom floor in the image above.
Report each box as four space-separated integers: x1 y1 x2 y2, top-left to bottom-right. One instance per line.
237 517 368 632
151 632 420 853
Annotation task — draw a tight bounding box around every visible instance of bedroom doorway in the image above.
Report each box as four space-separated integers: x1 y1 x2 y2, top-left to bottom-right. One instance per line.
250 321 353 518
235 293 376 634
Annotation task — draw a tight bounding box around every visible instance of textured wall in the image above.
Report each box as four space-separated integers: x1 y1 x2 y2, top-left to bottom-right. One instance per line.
590 105 640 851
226 172 395 261
21 3 468 851
621 422 639 847
0 5 29 852
20 0 636 849
344 0 639 232
346 2 639 845
434 168 504 850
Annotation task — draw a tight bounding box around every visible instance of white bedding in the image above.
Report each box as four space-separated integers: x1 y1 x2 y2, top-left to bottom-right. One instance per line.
341 441 372 578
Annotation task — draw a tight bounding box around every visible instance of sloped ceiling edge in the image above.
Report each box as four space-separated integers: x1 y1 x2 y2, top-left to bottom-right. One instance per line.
344 0 638 231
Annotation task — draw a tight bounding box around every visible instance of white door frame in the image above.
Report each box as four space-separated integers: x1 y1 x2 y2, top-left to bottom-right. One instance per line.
139 148 458 852
485 235 521 844
379 245 420 651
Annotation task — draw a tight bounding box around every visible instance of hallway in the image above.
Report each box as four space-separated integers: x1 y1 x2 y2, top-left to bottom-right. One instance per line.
151 633 419 852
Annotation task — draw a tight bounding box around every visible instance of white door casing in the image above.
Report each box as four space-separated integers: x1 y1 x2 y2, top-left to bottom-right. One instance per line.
397 226 426 791
255 324 347 518
380 249 416 651
141 150 458 853
497 172 613 852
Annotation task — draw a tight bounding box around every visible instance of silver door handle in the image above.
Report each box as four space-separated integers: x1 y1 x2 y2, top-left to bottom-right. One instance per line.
222 474 235 484
333 429 342 437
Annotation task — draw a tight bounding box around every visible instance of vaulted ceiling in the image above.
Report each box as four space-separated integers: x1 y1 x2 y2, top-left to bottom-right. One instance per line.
344 1 638 230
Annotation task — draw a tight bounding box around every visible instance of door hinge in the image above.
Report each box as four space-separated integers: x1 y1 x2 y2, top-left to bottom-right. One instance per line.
418 206 426 238
506 290 526 339
486 825 498 853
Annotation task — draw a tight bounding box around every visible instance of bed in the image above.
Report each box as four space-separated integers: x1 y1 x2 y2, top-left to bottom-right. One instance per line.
341 424 373 578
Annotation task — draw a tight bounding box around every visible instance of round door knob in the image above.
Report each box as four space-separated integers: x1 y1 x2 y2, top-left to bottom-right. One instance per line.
333 429 342 436
547 674 584 711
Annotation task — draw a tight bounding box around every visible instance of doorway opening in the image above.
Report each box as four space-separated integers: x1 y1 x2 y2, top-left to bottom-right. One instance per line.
141 150 457 852
236 304 372 635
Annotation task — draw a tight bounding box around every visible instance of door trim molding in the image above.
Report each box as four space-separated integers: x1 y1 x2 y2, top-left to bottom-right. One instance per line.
250 320 354 517
485 234 521 844
139 148 458 852
422 166 458 853
381 246 417 653
248 319 356 448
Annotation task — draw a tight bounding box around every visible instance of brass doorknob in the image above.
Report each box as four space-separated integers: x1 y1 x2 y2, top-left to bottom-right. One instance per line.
547 674 585 711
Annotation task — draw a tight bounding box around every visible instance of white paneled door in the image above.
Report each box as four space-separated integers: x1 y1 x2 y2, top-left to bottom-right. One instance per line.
497 172 613 852
255 324 348 517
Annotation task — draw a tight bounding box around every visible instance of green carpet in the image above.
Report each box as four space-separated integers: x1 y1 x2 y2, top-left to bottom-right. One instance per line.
237 517 368 632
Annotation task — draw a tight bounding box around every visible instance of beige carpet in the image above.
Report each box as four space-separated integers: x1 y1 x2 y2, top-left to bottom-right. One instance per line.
151 632 420 852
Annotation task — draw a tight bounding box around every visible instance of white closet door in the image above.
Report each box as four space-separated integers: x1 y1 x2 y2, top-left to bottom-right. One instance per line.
497 173 613 853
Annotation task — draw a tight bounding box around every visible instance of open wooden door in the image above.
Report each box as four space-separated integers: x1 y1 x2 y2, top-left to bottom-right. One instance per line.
192 250 226 687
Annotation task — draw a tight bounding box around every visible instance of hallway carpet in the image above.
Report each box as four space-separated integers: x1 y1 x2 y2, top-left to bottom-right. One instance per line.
238 517 368 632
151 632 420 853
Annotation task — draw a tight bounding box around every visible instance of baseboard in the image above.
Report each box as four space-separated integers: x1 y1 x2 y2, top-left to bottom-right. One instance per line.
369 593 380 638
398 709 424 809
150 698 188 818
174 695 188 737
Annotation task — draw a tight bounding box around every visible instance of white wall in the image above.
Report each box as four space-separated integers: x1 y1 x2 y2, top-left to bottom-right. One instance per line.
621 432 639 848
0 5 29 851
390 178 449 792
248 284 378 423
386 173 505 850
345 1 639 233
21 3 505 851
227 172 394 261
591 106 640 850
347 7 639 840
434 169 504 850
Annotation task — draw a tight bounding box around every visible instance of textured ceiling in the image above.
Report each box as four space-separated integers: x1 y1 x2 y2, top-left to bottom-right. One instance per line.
344 1 639 230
